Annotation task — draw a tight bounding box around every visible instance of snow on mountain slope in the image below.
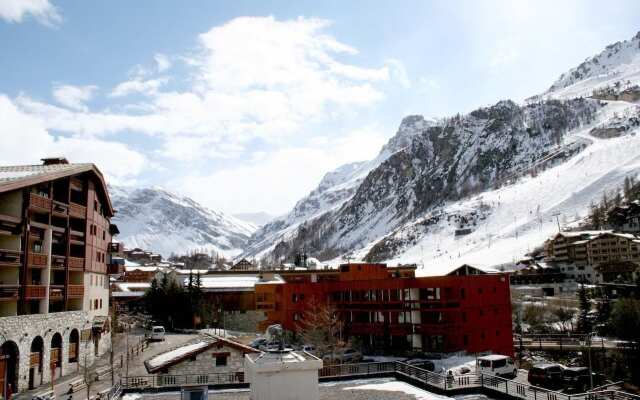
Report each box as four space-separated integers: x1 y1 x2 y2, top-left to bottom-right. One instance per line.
359 101 640 276
546 31 640 99
110 186 255 258
241 115 436 259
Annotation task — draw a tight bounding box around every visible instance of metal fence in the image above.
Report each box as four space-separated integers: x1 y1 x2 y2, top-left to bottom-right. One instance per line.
120 361 640 400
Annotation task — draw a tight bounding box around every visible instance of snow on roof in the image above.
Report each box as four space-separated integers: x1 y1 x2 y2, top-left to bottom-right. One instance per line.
478 354 511 361
112 291 145 298
188 275 261 291
125 265 164 272
124 259 141 267
146 341 209 369
342 379 452 400
114 282 150 292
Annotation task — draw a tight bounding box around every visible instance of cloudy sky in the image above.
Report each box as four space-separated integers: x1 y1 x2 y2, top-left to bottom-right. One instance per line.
1 0 639 216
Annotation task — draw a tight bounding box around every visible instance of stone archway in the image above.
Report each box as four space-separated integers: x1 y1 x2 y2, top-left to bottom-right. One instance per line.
29 336 44 389
50 333 63 380
1 340 19 398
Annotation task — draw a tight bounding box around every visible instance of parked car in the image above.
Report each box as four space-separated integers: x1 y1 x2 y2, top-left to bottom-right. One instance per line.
562 366 590 392
249 337 268 349
322 348 362 364
301 345 316 354
476 355 518 378
528 364 564 389
148 326 165 341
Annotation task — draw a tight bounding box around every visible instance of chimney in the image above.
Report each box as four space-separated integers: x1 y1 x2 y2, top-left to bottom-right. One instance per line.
41 157 70 166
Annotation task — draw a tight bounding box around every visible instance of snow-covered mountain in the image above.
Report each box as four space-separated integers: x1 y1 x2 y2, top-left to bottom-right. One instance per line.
241 115 436 259
247 30 640 274
110 186 255 258
233 212 274 227
545 31 640 99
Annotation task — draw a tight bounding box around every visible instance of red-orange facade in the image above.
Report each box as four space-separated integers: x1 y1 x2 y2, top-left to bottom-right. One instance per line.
256 263 513 356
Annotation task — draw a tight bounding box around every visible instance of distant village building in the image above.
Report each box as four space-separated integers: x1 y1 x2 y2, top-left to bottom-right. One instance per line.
144 334 258 376
231 258 254 271
123 247 162 265
608 200 640 233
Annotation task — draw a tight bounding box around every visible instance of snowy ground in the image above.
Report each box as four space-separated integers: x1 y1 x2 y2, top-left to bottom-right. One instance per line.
349 101 640 276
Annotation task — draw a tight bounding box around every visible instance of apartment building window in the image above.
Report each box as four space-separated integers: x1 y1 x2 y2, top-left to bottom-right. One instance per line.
292 293 298 303
99 299 102 309
215 354 228 367
103 231 106 240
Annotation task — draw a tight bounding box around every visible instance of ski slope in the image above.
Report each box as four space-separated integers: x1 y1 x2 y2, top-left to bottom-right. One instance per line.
356 102 640 276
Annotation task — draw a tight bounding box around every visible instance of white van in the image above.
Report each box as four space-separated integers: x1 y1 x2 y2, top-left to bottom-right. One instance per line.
477 355 517 378
149 326 165 341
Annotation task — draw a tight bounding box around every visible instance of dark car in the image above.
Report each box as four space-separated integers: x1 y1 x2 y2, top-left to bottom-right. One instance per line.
562 367 590 392
528 364 564 389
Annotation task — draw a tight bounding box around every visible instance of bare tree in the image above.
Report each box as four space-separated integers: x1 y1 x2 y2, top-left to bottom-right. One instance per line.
296 297 345 358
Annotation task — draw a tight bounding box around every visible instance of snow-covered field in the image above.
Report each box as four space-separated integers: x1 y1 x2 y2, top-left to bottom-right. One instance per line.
351 102 640 275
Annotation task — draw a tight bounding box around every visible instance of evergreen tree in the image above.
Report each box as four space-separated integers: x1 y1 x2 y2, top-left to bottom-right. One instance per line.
577 284 592 333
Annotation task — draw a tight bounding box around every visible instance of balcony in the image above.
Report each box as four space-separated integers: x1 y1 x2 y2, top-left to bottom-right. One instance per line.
29 193 51 213
70 229 85 244
0 249 22 267
25 285 47 299
49 285 64 300
51 255 66 269
68 257 84 270
67 285 84 298
28 252 48 268
51 201 68 216
69 203 86 219
0 285 19 301
0 213 21 234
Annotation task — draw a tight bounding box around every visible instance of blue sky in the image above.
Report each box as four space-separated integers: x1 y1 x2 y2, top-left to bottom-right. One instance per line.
1 0 639 215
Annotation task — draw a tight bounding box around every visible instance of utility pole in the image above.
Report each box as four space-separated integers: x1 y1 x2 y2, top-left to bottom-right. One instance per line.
587 332 594 390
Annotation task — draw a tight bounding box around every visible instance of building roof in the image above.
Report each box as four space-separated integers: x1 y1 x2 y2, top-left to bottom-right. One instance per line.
144 334 258 373
188 275 262 292
0 162 114 216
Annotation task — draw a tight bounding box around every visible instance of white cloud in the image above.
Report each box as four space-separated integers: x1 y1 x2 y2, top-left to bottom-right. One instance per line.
19 16 403 163
176 125 388 214
52 84 97 111
110 77 168 98
0 95 145 185
154 54 171 72
0 0 61 26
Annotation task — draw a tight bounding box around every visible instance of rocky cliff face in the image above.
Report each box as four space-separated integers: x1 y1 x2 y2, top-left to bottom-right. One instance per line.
263 98 601 263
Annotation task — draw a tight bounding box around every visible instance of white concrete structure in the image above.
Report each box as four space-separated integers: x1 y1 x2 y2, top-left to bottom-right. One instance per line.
245 349 322 400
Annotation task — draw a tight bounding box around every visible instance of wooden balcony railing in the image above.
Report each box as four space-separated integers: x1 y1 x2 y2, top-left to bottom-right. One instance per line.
49 285 64 299
0 285 19 300
30 352 41 367
51 201 68 216
69 203 86 219
67 285 84 298
51 255 66 269
0 249 22 267
25 285 47 299
29 193 51 212
68 257 84 270
28 252 48 267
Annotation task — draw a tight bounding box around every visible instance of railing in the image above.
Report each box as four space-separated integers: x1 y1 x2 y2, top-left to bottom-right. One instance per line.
69 202 87 219
514 334 611 350
30 193 51 211
28 252 48 267
0 284 19 300
25 285 47 299
49 285 64 299
118 361 640 400
51 255 66 269
69 256 85 270
68 284 84 297
51 201 68 215
122 372 245 389
0 249 22 266
319 361 395 378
